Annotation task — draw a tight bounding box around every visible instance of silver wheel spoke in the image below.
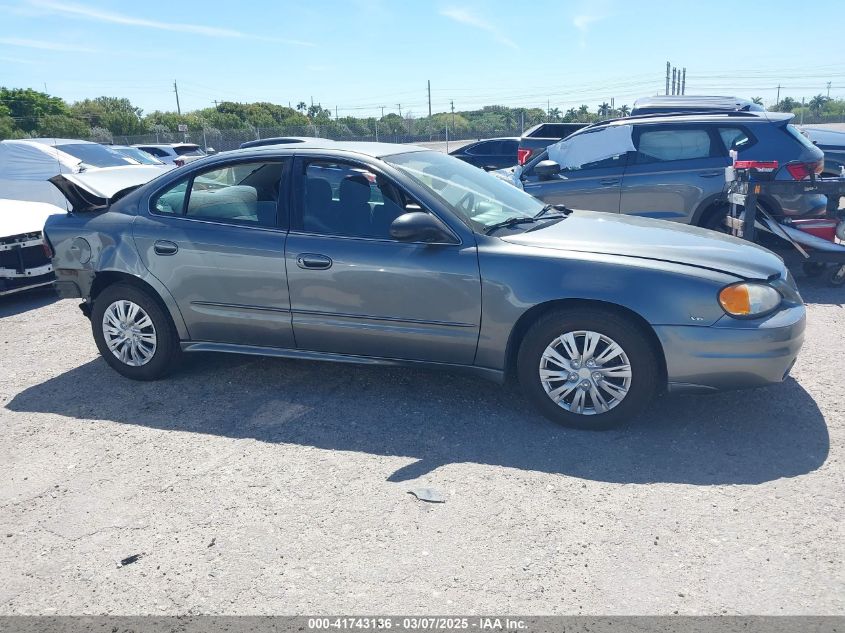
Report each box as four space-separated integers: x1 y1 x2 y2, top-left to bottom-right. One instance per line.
599 364 632 378
582 331 601 360
559 333 580 361
548 383 577 402
600 380 629 400
540 368 570 381
595 342 624 365
571 389 586 414
589 385 609 413
542 346 569 368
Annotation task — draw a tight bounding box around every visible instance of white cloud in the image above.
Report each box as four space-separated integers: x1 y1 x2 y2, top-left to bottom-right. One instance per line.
572 3 614 47
27 0 314 46
440 7 518 50
0 36 96 52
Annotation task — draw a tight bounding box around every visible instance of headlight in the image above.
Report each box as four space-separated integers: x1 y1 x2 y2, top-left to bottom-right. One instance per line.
718 282 782 318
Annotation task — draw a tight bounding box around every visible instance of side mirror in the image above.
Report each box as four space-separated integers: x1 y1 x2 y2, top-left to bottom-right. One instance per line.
390 211 454 243
535 160 561 179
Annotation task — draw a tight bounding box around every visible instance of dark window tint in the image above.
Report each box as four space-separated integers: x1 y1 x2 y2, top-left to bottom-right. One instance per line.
467 140 502 155
174 145 205 156
299 160 407 239
55 143 135 168
152 161 285 227
635 128 712 163
501 139 518 154
717 127 755 153
138 146 168 157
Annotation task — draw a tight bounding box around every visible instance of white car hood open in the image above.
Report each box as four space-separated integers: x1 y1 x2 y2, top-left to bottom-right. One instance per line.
0 198 65 237
49 164 169 212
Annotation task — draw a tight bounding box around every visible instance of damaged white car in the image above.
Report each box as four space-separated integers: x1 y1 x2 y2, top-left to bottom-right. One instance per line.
1 162 173 296
0 199 62 295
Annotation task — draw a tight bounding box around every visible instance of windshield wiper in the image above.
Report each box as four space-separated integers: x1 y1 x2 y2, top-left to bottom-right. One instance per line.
484 216 539 234
535 203 572 218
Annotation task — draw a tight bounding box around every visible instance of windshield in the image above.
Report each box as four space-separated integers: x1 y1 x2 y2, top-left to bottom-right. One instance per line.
112 146 164 165
55 143 138 168
384 150 544 231
174 145 205 156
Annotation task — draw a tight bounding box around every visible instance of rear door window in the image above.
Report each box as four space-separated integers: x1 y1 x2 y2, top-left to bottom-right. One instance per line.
784 124 818 151
151 160 287 227
634 127 714 164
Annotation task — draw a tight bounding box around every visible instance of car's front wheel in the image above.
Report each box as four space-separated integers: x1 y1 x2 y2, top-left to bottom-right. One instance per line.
517 308 660 430
91 283 180 380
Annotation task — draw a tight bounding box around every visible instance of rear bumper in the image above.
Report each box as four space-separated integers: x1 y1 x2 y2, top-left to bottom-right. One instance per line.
654 304 806 393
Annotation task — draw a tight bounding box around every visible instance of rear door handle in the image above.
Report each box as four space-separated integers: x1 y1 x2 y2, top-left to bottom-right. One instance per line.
698 171 722 178
599 178 620 185
296 253 332 270
154 240 178 256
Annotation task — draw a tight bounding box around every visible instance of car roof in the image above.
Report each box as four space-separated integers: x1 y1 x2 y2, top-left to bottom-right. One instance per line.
23 138 98 146
221 140 430 160
632 95 765 112
133 143 199 148
581 110 791 131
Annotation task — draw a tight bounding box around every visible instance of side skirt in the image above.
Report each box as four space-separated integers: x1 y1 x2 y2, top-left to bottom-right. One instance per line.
180 341 505 384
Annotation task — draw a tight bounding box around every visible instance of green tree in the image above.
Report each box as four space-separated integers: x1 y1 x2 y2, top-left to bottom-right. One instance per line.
597 102 611 118
618 104 630 116
37 114 90 138
548 107 561 122
0 87 69 133
808 94 828 115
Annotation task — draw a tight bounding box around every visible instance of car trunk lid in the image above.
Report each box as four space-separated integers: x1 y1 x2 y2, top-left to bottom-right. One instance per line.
48 165 167 213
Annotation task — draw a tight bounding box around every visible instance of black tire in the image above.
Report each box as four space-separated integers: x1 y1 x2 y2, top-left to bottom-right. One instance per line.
803 261 827 278
91 282 180 380
517 308 660 430
701 205 730 233
828 265 845 287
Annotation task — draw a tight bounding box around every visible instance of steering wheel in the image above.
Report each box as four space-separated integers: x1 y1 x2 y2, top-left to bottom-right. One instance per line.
456 191 475 215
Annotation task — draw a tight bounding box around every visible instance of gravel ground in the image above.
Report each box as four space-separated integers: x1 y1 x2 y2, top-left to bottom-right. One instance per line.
0 274 842 616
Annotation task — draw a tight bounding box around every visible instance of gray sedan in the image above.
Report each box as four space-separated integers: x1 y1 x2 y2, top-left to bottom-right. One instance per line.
44 141 806 429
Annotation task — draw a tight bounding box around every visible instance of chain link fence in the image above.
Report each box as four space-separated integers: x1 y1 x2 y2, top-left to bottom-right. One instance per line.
109 125 525 152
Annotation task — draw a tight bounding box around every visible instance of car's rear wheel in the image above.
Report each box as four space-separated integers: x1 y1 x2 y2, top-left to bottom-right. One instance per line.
91 283 180 380
517 308 660 430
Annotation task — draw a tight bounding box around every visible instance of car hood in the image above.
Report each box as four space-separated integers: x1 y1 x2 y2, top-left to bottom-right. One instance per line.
1 198 65 237
501 210 784 280
48 164 171 212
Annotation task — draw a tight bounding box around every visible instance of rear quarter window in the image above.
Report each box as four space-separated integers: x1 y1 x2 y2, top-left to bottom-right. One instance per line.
784 124 818 151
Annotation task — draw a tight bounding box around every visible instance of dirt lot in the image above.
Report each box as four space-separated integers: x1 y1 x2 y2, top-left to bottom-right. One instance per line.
0 275 842 615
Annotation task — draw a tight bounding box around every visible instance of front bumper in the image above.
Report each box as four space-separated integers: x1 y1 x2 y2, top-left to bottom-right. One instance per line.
654 303 806 393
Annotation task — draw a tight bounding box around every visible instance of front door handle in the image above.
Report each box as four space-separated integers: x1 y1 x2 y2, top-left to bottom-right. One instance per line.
296 253 333 270
154 240 178 256
599 178 620 185
698 171 722 178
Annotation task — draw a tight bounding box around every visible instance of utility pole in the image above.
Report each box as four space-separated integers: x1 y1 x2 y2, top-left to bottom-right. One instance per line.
665 61 670 95
681 68 686 95
214 100 220 111
173 80 181 115
335 106 338 121
671 68 677 95
450 100 455 136
427 80 432 118
801 97 805 125
396 103 402 117
776 84 781 107
520 110 525 134
380 105 385 119
827 81 832 99
547 98 551 120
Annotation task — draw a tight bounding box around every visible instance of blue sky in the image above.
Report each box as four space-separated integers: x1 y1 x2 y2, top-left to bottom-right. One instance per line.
1 0 843 117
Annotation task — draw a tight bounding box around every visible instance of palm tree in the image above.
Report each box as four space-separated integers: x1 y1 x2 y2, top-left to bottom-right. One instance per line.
751 97 764 106
577 104 589 116
618 104 630 116
565 107 577 119
777 97 797 112
808 94 828 116
548 107 561 122
296 101 307 114
597 102 610 118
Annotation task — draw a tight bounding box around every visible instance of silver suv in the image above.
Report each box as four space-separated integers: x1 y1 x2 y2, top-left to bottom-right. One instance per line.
513 111 826 228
